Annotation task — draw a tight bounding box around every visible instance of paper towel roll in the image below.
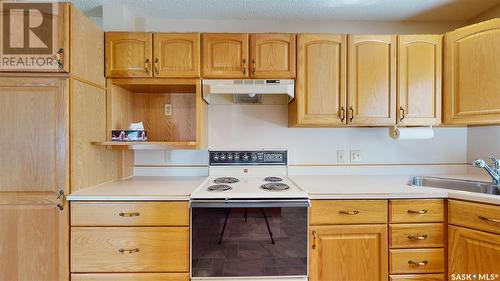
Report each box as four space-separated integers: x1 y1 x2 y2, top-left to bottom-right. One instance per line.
390 127 434 140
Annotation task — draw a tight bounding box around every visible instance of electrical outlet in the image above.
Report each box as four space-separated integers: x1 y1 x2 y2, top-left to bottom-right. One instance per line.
350 150 362 162
337 150 346 163
164 104 172 116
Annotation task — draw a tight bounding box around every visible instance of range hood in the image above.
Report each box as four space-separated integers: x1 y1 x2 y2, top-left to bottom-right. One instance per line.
202 79 294 104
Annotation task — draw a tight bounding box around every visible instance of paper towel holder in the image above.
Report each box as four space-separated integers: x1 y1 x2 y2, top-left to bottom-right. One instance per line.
392 125 433 137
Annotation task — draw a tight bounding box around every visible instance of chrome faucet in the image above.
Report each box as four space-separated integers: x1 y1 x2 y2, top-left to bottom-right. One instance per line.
473 157 500 185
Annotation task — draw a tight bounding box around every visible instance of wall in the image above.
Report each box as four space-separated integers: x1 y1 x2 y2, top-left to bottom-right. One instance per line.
468 4 500 23
467 126 500 164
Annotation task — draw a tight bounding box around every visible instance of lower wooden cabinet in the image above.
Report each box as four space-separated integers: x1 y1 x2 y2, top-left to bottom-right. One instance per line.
389 274 445 281
309 224 388 281
71 273 189 281
389 248 445 274
449 225 500 278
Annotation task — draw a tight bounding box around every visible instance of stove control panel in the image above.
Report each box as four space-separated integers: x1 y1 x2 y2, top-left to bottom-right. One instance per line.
209 150 287 166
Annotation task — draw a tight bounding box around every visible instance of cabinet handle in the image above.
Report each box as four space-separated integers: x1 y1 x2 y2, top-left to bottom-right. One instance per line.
54 48 64 69
243 59 247 75
479 215 500 224
56 190 65 211
312 230 317 250
407 234 428 240
408 260 428 267
154 58 159 75
349 106 354 122
252 59 256 75
119 212 140 217
338 210 359 215
340 106 346 122
408 209 427 214
145 59 150 74
400 106 405 122
119 248 140 254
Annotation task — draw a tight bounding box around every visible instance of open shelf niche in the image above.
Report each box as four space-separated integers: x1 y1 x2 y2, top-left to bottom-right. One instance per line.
94 78 207 150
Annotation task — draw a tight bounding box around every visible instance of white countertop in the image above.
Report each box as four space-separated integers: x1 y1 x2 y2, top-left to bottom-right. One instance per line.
67 174 500 205
67 176 207 201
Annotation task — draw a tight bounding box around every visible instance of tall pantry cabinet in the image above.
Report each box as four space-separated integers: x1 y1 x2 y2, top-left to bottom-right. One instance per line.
0 4 119 280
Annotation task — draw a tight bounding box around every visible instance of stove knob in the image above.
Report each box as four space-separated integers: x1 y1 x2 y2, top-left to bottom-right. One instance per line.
242 154 249 161
234 153 240 160
251 153 258 161
220 153 226 161
213 153 219 161
227 153 233 160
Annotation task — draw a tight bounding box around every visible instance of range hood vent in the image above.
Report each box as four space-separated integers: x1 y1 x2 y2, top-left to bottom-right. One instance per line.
202 79 294 104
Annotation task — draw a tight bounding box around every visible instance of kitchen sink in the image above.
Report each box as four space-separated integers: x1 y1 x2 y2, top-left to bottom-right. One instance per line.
408 176 500 195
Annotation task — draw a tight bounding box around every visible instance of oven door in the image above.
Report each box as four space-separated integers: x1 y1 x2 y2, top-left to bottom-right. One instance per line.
190 200 309 279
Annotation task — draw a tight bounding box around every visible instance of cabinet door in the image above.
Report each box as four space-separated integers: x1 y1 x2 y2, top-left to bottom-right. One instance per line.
105 32 153 77
310 224 388 281
398 35 442 126
289 34 347 127
0 3 70 72
153 33 200 77
449 226 500 277
444 19 500 125
202 33 249 78
0 77 69 281
249 33 296 78
348 35 396 126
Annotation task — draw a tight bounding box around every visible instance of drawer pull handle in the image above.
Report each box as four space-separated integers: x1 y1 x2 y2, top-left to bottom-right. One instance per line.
119 248 140 254
119 212 140 217
312 230 317 250
408 209 428 214
338 210 359 215
479 215 500 224
408 234 428 240
144 59 150 74
408 260 428 267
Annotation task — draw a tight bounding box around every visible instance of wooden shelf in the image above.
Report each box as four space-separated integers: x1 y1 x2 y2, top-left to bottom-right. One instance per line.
92 141 199 150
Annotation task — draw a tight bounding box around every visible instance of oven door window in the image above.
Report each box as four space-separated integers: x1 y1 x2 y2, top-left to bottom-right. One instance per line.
191 207 308 277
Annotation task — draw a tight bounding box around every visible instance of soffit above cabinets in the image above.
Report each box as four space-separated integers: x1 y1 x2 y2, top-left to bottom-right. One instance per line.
70 0 499 22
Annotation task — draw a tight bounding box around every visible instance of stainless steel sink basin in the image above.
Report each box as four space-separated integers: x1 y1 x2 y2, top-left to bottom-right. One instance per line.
408 176 500 195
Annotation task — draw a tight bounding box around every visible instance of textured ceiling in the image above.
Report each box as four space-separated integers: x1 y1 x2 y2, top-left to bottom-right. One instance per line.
70 0 500 21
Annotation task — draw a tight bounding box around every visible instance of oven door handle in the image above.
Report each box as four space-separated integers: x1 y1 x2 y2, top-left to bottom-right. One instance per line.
190 199 310 208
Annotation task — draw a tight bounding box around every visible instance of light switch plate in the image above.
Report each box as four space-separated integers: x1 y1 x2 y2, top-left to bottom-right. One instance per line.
165 104 172 116
337 150 346 163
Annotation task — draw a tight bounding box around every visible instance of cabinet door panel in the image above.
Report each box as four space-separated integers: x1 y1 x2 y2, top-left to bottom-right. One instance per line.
398 35 442 126
310 224 388 281
250 33 295 78
105 32 153 77
289 34 347 126
0 77 69 281
348 35 396 126
154 33 200 77
449 226 500 277
202 33 248 78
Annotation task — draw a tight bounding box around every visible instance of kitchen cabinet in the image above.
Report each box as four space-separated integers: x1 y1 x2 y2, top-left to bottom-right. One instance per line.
444 19 500 125
289 34 347 127
72 273 189 281
202 33 249 78
309 224 388 281
348 35 397 126
105 32 153 77
249 33 296 78
397 35 442 126
153 33 200 77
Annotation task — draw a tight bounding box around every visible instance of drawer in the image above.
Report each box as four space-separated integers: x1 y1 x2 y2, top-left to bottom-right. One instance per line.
71 273 189 281
71 202 189 226
389 223 444 248
310 200 388 225
389 274 445 281
449 199 500 234
390 200 444 223
389 248 444 274
71 227 189 272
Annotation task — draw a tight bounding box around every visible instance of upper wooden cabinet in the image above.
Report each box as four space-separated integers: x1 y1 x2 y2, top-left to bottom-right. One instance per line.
105 32 153 77
348 35 397 126
289 34 347 127
202 33 249 78
249 34 296 78
444 19 500 125
398 35 442 126
153 33 200 77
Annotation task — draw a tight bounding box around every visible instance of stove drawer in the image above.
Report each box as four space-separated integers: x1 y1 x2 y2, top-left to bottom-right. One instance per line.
310 200 388 225
71 202 189 226
71 227 189 272
389 248 445 274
